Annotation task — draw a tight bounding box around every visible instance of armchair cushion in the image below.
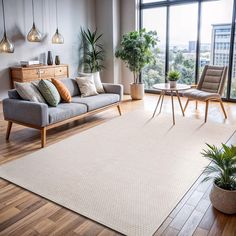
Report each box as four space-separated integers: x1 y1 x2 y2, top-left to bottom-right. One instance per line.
182 89 221 101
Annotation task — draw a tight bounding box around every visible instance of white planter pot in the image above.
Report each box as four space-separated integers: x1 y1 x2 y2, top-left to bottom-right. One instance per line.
210 183 236 214
169 81 177 88
130 83 144 100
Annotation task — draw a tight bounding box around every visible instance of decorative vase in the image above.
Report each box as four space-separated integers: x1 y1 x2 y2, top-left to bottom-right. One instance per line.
169 81 177 88
130 83 144 100
47 51 53 65
55 55 60 65
210 183 236 214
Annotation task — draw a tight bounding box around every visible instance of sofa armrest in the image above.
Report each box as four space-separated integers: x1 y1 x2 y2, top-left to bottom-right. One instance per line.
3 99 49 127
102 83 123 101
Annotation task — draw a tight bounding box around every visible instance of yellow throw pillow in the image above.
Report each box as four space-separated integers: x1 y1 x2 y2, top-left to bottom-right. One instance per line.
51 78 72 103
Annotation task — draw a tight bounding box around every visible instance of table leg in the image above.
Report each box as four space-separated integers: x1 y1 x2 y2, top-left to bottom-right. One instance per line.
152 91 164 118
176 91 185 117
171 91 175 125
159 91 165 114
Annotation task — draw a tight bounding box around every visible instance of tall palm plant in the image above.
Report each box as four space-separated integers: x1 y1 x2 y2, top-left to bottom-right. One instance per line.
201 143 236 190
81 28 105 73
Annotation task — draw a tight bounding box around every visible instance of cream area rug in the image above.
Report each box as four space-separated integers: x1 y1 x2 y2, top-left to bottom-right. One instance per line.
0 111 235 236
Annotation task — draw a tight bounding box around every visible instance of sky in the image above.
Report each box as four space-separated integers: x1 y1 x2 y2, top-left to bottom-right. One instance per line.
142 0 233 46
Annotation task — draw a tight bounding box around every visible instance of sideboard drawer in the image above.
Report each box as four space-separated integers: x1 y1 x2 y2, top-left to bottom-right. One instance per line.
22 69 39 81
55 66 68 77
38 68 55 79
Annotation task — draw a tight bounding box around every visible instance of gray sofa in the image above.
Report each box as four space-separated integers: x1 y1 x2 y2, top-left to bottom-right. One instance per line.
3 78 123 148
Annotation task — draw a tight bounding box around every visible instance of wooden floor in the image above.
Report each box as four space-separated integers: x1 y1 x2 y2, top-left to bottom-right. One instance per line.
0 94 236 236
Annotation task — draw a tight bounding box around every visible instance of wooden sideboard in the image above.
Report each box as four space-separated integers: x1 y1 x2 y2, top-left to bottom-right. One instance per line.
10 64 69 88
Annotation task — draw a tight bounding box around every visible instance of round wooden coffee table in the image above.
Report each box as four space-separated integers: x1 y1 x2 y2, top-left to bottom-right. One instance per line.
152 83 191 125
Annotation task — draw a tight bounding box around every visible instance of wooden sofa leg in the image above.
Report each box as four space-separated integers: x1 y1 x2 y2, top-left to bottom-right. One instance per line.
6 121 13 140
219 99 227 119
196 101 198 110
117 105 122 116
41 127 46 148
205 100 209 123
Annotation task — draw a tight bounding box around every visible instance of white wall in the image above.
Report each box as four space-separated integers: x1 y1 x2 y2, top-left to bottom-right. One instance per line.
0 0 95 100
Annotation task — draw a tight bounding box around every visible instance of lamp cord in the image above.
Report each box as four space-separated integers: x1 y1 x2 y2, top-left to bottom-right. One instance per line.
32 0 35 23
2 0 6 33
56 0 58 29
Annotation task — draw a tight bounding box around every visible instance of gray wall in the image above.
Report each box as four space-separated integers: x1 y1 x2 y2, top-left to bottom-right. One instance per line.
95 0 138 93
0 0 95 100
95 0 121 85
120 0 139 94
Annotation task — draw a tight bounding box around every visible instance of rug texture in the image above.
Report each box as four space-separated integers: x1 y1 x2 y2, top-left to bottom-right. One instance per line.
0 111 234 236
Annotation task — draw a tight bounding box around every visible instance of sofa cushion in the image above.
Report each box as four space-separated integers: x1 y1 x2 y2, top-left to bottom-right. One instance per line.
71 93 120 111
60 78 80 97
38 80 61 107
48 103 87 124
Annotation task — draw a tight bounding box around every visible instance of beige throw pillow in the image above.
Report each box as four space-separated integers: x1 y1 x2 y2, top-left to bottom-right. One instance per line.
93 72 105 93
15 82 46 103
76 76 98 97
78 72 105 93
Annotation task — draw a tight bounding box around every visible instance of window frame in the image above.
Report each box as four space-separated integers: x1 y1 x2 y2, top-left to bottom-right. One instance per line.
140 0 236 102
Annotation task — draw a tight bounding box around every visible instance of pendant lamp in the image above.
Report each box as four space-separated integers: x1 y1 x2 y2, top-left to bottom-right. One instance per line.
0 0 14 53
52 0 64 44
27 0 42 42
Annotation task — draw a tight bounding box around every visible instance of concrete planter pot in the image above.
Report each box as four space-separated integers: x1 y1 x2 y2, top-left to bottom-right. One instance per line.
210 183 236 214
169 81 177 88
130 83 144 100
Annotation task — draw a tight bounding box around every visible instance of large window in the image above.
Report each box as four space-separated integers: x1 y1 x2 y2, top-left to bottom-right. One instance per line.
140 0 236 101
142 7 166 89
169 3 198 85
200 0 233 97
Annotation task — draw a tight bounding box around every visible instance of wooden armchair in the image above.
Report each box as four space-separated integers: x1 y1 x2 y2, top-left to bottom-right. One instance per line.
183 65 228 122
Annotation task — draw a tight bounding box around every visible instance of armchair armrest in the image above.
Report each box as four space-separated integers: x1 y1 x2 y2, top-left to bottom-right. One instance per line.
3 99 49 127
102 83 123 101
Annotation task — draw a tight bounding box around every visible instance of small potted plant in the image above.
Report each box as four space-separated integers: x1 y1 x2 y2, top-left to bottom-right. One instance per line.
201 143 236 214
115 29 158 100
167 70 181 88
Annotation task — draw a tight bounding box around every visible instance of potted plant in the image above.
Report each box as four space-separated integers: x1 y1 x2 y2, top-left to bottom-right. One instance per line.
201 143 236 214
167 70 181 88
115 29 158 100
81 28 105 73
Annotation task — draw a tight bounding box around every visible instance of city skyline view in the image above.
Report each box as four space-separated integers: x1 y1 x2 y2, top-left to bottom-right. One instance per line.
141 0 236 99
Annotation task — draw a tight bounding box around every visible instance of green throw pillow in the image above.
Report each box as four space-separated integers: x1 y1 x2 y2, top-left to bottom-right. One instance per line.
38 80 60 107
